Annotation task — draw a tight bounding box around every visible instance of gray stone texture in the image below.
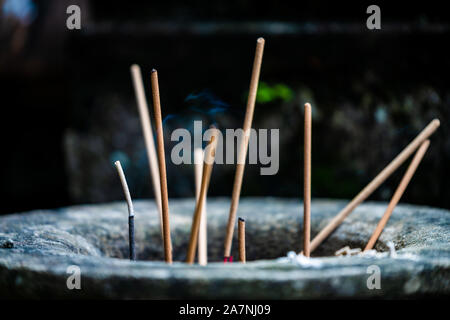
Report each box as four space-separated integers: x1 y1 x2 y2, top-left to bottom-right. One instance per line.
0 198 449 298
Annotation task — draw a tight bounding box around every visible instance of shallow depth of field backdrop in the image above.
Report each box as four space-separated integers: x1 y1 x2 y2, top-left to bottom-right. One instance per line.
1 0 449 215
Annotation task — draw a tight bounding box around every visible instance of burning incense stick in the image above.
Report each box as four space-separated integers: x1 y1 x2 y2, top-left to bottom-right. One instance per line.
194 148 208 265
130 65 164 241
303 103 312 257
238 218 246 263
364 140 430 251
186 131 218 264
150 69 172 264
223 37 265 261
114 160 136 261
308 119 440 253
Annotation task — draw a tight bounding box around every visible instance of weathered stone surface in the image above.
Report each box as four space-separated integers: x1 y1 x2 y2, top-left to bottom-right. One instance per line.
0 198 449 298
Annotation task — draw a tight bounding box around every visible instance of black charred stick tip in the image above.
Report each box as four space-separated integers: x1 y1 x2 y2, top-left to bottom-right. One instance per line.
129 215 136 261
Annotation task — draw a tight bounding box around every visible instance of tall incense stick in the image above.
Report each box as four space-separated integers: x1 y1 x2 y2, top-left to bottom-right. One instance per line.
364 140 430 251
130 64 164 238
186 131 218 264
223 37 265 260
194 148 208 265
308 119 440 253
114 160 136 261
150 69 172 264
238 218 246 263
303 103 312 257
130 65 163 240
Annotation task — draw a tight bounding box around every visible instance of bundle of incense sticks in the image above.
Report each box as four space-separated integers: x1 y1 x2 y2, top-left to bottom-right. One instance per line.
303 119 439 255
111 37 440 264
117 38 266 264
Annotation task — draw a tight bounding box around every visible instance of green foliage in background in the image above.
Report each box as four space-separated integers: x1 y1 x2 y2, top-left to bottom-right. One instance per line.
256 82 294 104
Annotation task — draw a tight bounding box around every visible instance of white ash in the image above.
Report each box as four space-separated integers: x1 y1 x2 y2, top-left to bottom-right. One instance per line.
277 251 324 267
334 246 362 256
387 241 398 258
358 241 397 258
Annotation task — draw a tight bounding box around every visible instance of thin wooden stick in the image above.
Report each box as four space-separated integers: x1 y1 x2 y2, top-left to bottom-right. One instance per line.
364 140 430 251
130 65 164 241
150 69 172 264
308 119 440 253
186 131 218 264
194 148 207 265
114 160 136 261
238 218 246 263
223 37 265 260
303 103 312 257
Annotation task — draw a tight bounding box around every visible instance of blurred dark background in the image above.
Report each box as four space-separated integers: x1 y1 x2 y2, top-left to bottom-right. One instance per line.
1 0 449 215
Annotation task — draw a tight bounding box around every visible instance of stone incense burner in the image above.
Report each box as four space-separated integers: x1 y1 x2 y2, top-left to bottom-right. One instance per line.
0 198 449 299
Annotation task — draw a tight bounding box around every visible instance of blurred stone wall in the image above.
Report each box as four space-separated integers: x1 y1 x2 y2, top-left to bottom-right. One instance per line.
2 1 449 215
64 27 450 208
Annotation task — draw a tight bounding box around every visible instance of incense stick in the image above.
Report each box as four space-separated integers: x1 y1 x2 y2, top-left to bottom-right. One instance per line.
303 103 312 257
186 131 218 264
364 140 430 251
130 65 164 241
194 148 208 265
238 218 246 263
114 160 136 261
308 119 440 253
150 69 172 264
223 37 265 260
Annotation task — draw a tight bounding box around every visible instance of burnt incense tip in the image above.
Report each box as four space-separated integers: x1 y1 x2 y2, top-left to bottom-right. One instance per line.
238 217 245 222
304 102 311 108
257 37 265 43
151 68 157 73
114 160 120 166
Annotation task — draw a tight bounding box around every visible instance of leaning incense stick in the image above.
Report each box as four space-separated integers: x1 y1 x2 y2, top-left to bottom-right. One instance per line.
303 103 312 257
114 160 136 261
238 218 246 263
223 37 265 261
194 148 207 265
308 119 440 253
186 131 218 264
150 69 172 264
364 140 430 251
130 65 164 241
